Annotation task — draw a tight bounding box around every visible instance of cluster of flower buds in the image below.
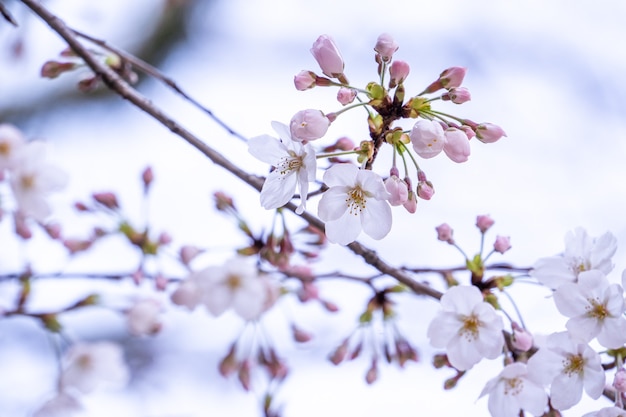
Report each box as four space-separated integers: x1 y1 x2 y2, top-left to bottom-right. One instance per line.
250 33 507 246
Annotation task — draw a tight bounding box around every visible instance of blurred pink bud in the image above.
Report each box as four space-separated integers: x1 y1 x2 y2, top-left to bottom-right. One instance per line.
511 323 533 352
461 125 476 139
443 128 470 163
292 324 313 343
475 123 507 143
374 33 399 62
439 66 467 89
154 274 168 291
180 245 204 266
332 137 355 151
442 87 471 104
142 166 153 191
337 87 357 105
322 300 339 312
310 35 344 78
384 175 409 206
290 109 330 142
238 360 252 391
43 222 62 239
403 190 417 213
63 239 92 254
158 232 172 245
41 61 77 79
294 70 317 90
170 279 201 310
329 339 349 365
493 235 511 254
436 223 454 244
410 119 445 159
417 181 435 200
13 212 32 239
297 281 319 302
92 192 119 210
365 359 378 384
614 368 626 392
219 344 239 377
389 60 410 88
475 215 495 233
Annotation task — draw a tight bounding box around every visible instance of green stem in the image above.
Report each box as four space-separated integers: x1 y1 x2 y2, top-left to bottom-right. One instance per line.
316 150 359 159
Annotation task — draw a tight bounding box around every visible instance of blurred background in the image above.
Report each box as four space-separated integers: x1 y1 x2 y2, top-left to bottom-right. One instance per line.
1 0 625 415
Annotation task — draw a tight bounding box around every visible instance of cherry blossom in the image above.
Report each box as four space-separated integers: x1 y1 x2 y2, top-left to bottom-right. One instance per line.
310 34 344 78
249 121 316 214
479 362 547 417
442 127 470 163
126 298 162 336
531 227 617 289
196 257 277 321
318 163 392 245
527 331 605 411
60 341 129 394
552 270 626 348
289 109 330 142
427 285 504 371
9 141 68 221
373 33 399 61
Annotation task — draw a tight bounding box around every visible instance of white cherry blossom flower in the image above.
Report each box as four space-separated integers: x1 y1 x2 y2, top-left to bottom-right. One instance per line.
527 331 604 411
318 163 391 245
427 285 504 371
553 270 626 348
9 141 68 221
531 227 617 289
479 362 547 417
197 257 276 321
60 341 129 394
249 121 316 214
127 298 162 336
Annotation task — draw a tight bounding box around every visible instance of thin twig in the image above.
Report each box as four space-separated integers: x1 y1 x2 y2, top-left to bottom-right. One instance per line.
0 2 18 26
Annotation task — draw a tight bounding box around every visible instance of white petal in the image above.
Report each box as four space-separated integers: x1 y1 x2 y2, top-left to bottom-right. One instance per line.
324 212 361 245
318 187 349 221
553 282 589 317
271 121 293 143
259 170 297 210
360 199 391 240
550 372 583 410
322 163 358 187
248 134 288 164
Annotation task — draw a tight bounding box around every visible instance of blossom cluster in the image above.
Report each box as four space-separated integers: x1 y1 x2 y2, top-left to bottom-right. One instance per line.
249 34 506 245
427 224 626 417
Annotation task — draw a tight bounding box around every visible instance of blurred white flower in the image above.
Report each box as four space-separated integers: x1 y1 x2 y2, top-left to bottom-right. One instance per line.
583 407 626 417
32 392 83 417
0 123 26 171
127 298 162 336
531 227 617 289
9 141 68 221
427 285 504 371
479 362 547 417
60 341 129 394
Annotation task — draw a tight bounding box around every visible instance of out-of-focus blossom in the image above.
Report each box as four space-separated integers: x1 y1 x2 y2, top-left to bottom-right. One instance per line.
493 235 512 254
476 215 495 233
0 123 26 171
60 341 129 394
33 392 83 417
435 223 454 243
318 163 391 245
374 33 399 61
249 121 316 214
337 87 357 105
127 299 162 336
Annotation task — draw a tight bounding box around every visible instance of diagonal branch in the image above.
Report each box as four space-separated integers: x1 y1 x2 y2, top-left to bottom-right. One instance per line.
18 0 442 301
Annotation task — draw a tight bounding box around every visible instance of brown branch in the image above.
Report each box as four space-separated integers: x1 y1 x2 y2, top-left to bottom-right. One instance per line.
0 2 18 26
18 0 441 301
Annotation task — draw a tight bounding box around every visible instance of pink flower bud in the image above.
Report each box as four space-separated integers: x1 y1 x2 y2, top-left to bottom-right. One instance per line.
475 123 507 143
142 166 154 191
43 222 62 239
443 128 470 163
493 235 511 254
461 125 476 139
389 60 410 88
475 215 495 233
365 359 378 384
384 175 409 206
410 119 445 159
13 212 32 239
63 238 92 254
436 223 454 244
40 61 77 79
374 33 399 62
403 190 417 213
442 87 471 104
310 35 344 78
337 87 357 105
329 339 349 365
291 324 313 343
294 70 317 91
417 181 435 200
290 109 330 142
179 245 204 266
92 192 119 210
511 323 533 352
614 368 626 392
439 66 467 89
